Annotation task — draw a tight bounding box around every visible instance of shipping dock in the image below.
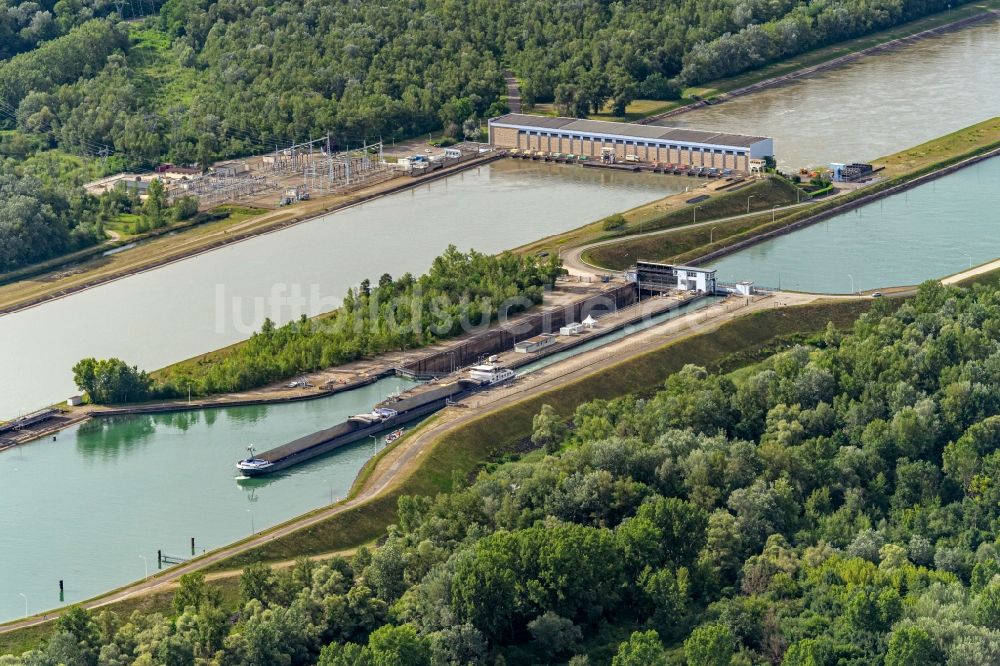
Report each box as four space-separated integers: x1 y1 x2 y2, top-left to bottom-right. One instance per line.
236 364 515 476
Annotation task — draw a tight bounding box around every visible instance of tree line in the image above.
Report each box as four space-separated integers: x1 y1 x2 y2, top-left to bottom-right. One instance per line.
0 0 975 169
29 279 1000 663
76 246 563 402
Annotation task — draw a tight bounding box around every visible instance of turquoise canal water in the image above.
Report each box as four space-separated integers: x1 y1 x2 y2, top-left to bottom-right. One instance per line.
0 375 415 622
517 296 722 375
711 157 1000 294
0 295 722 622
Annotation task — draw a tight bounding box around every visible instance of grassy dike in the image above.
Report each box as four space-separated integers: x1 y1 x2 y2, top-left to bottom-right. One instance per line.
518 176 803 260
582 117 1000 271
205 298 872 572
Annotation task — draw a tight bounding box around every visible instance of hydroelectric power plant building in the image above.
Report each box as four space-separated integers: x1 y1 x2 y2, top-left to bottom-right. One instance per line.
488 114 773 173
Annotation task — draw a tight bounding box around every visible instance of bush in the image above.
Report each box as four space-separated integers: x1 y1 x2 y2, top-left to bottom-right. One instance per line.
603 214 626 231
173 196 200 221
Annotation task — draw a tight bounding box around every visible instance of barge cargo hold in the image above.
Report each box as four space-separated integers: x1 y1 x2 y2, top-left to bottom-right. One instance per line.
236 365 515 476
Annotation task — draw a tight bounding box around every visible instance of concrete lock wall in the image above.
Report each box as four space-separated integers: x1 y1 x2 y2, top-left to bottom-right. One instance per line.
401 285 637 375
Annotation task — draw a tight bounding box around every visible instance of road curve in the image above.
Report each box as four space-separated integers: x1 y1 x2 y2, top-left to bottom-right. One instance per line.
560 197 824 279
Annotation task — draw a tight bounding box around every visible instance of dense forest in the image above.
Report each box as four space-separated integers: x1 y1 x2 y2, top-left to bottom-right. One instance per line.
23 280 1000 664
82 246 563 401
0 0 975 164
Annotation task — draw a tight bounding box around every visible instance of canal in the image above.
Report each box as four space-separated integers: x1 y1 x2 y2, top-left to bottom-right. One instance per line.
0 375 416 622
0 161 687 420
657 17 1000 170
711 157 1000 293
0 293 725 622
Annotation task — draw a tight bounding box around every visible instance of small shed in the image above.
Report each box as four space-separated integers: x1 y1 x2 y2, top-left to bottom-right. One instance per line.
514 334 557 354
67 395 84 407
443 147 462 159
735 281 754 296
559 322 584 336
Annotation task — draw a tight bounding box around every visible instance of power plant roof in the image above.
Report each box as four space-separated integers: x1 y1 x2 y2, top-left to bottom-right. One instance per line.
490 114 769 148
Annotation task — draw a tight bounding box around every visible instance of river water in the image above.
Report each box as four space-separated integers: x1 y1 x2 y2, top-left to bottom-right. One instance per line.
657 17 1000 170
0 161 685 420
711 157 1000 293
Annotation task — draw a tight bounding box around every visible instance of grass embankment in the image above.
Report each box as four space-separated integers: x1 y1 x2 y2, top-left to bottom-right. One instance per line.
583 117 1000 271
581 177 804 270
525 1 1000 123
207 298 871 571
516 176 803 260
0 578 241 656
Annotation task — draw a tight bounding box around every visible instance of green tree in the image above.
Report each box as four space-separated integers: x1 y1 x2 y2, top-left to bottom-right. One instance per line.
684 624 735 666
532 404 568 453
602 214 626 231
367 624 430 666
173 572 215 614
612 630 668 666
72 357 152 404
885 625 939 666
142 178 169 229
240 562 278 606
527 611 582 658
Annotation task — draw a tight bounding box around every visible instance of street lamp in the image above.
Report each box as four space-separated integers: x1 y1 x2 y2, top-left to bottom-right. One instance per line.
710 225 718 243
746 195 755 213
963 252 972 268
247 508 255 535
848 274 855 294
771 204 779 223
693 205 702 224
18 593 27 618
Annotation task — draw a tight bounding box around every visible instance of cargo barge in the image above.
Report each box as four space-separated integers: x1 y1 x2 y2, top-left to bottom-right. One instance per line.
236 364 515 476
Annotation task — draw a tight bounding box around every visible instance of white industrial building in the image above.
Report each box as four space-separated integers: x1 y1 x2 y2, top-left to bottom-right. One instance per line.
488 114 773 172
631 261 718 294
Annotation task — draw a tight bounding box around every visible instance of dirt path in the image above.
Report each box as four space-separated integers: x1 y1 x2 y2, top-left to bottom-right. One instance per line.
942 257 1000 284
503 70 522 114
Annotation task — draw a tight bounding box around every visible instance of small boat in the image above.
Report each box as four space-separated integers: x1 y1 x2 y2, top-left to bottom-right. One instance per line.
385 428 404 444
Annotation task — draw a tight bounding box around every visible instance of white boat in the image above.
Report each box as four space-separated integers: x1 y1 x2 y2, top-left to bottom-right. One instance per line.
237 445 274 474
467 364 517 386
385 428 404 444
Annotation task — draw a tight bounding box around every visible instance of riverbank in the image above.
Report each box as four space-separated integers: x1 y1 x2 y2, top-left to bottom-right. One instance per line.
638 2 1000 124
0 153 502 317
575 117 1000 272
